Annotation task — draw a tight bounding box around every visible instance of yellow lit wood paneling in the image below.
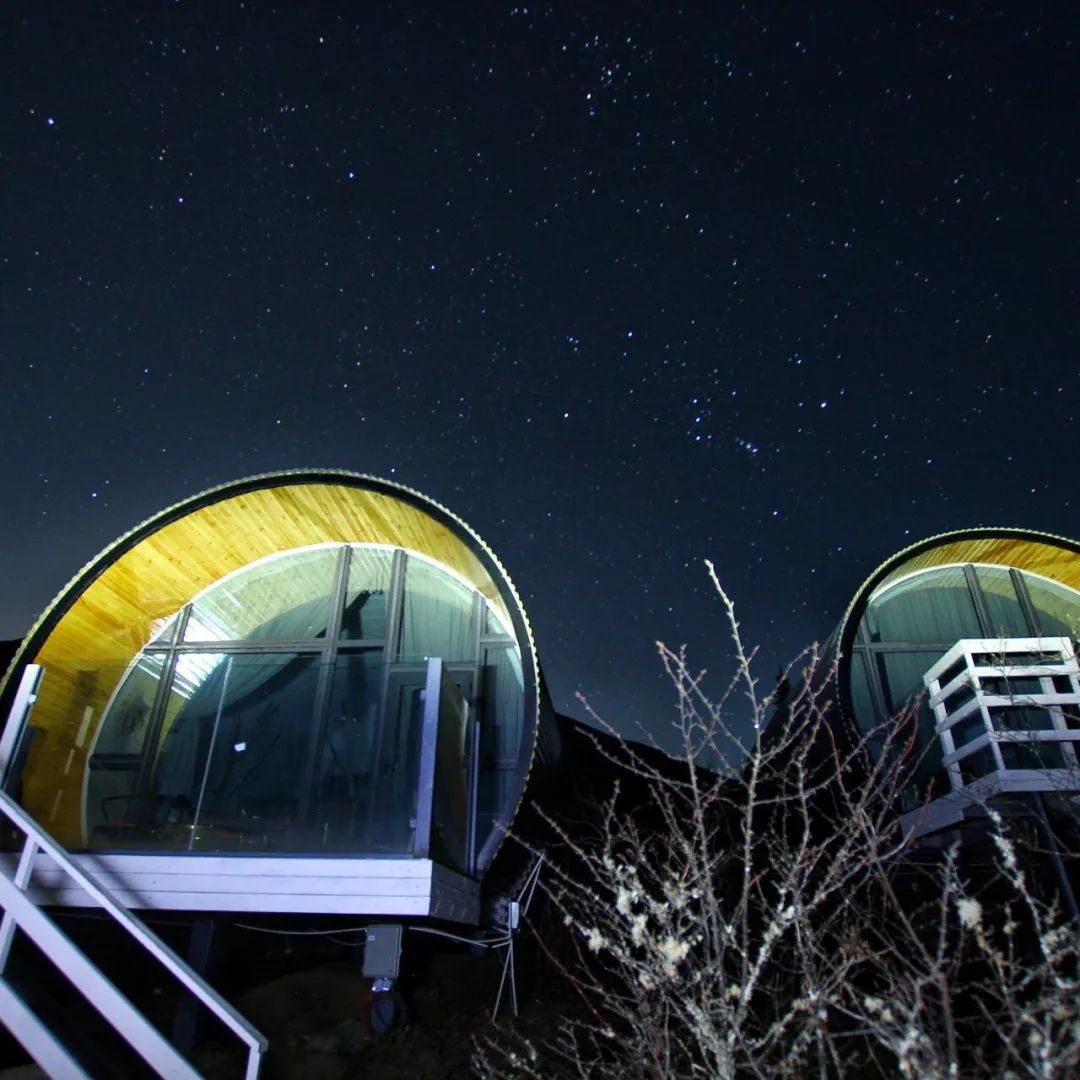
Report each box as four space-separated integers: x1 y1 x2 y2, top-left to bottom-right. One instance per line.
872 537 1080 597
833 530 1080 670
10 477 529 845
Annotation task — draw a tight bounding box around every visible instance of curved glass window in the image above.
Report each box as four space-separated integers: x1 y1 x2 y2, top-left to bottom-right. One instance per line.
340 547 393 640
182 546 339 643
863 566 981 644
398 557 476 663
85 545 524 863
851 563 1080 806
975 566 1028 637
1026 575 1080 639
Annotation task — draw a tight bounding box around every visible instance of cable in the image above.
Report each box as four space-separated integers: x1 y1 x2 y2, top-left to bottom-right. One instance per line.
232 922 367 938
407 925 510 948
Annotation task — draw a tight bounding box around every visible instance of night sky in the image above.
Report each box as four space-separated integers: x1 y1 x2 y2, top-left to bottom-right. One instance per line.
2 2 1077 747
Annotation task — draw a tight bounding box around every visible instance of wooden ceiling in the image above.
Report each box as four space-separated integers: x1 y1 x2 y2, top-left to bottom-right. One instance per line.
871 535 1080 598
31 481 516 670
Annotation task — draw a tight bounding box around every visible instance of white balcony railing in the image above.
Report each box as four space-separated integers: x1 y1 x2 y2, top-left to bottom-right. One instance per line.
924 637 1080 796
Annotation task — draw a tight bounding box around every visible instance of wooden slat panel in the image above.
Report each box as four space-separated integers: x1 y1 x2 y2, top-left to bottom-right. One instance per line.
873 537 1080 596
9 853 480 921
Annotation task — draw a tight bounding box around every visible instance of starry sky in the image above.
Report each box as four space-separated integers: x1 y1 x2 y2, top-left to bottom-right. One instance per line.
2 2 1077 747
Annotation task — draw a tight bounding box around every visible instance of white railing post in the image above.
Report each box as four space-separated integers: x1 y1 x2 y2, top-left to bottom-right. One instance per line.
0 835 38 971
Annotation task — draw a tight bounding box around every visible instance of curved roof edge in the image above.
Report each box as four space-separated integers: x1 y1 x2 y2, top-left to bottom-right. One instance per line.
4 469 531 677
832 525 1080 680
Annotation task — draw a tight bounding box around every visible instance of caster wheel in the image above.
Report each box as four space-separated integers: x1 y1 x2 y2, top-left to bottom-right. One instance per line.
368 989 407 1035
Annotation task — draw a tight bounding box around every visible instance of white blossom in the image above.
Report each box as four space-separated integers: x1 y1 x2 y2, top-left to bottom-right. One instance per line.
657 935 690 974
956 897 983 930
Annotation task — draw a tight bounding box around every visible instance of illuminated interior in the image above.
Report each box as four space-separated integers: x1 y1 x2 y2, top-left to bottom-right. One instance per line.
0 473 541 871
83 544 523 858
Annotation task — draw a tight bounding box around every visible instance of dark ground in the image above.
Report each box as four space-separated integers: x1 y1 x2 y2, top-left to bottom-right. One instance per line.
0 913 575 1080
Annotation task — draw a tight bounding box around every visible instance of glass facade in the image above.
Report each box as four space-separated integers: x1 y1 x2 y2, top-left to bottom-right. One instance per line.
81 544 524 861
851 564 1080 806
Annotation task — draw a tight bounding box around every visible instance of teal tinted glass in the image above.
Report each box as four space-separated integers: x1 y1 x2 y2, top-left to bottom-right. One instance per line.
183 547 339 643
152 653 321 850
864 566 981 644
482 646 525 761
976 566 1030 637
312 650 383 850
398 556 476 663
849 650 877 732
484 605 514 637
93 654 167 755
1023 574 1080 639
879 651 945 714
341 547 393 641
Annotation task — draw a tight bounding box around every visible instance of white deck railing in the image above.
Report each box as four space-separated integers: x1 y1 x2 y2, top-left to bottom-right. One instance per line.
925 636 1080 793
0 789 267 1079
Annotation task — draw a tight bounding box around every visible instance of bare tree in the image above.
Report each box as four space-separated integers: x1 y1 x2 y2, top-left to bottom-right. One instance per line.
478 566 1080 1079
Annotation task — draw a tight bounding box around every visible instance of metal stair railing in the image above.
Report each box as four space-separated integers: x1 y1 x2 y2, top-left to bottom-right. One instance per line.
0 789 267 1079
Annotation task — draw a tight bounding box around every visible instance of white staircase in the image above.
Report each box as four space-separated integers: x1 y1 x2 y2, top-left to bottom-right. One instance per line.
0 788 267 1079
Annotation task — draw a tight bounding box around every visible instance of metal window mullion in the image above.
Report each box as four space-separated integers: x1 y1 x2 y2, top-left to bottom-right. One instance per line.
367 549 407 847
1010 568 1044 636
467 714 481 875
337 638 386 650
168 639 329 654
871 650 900 714
964 564 995 638
413 659 443 859
467 592 485 875
188 657 233 850
861 641 958 654
298 545 353 825
383 549 407 666
133 604 191 804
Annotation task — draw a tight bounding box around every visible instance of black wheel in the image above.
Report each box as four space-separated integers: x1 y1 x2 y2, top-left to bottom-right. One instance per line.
368 989 407 1035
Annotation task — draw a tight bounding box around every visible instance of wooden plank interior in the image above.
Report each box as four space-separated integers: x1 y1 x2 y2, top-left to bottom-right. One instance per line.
18 481 517 845
872 537 1080 597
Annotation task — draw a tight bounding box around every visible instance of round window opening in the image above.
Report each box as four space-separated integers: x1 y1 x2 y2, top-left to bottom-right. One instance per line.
84 544 525 860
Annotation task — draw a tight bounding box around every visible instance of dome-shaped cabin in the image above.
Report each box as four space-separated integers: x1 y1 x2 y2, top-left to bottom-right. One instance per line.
0 471 560 925
826 529 1080 837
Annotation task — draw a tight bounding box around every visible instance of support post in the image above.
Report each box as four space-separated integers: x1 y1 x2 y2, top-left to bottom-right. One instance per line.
1032 792 1080 923
171 919 219 1055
